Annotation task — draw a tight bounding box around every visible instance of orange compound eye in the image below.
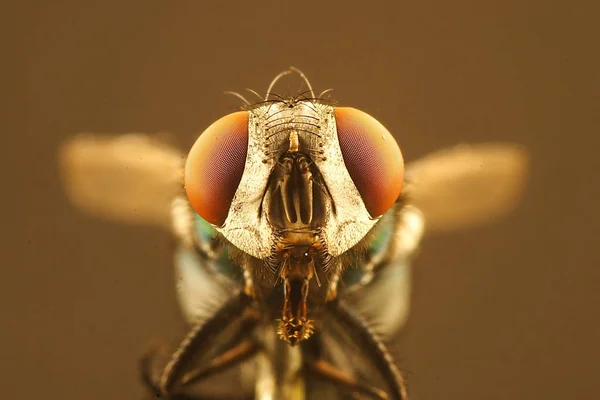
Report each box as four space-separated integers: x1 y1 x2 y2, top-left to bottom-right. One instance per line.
184 111 249 226
334 107 404 218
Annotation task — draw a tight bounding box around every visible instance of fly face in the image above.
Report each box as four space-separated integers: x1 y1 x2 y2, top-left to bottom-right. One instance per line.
184 94 404 346
58 67 529 400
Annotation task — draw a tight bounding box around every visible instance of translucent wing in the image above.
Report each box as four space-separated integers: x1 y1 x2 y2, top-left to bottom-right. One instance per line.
404 142 529 234
58 133 185 228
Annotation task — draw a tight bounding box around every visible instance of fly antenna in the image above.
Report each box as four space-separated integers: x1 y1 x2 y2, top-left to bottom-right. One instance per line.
246 88 263 101
318 88 334 98
265 69 293 101
289 66 315 99
224 91 251 106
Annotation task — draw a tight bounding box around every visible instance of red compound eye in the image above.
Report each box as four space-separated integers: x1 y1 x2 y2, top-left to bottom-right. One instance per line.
185 112 249 226
334 107 404 217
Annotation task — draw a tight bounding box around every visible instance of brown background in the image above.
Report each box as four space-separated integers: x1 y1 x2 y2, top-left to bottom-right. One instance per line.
4 1 600 399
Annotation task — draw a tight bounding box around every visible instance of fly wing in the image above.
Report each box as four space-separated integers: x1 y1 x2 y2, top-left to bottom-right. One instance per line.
404 142 529 234
58 133 185 228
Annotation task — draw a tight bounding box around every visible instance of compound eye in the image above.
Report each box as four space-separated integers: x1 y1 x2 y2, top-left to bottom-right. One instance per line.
185 112 249 226
334 107 404 217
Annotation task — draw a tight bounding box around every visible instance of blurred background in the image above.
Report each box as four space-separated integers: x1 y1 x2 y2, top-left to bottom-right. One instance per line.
4 1 600 399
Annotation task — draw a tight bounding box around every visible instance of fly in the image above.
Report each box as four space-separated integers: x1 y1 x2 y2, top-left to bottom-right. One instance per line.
58 67 529 400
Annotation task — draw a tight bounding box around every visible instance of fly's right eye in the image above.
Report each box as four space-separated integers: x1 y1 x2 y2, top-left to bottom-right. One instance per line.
334 107 404 218
184 112 249 226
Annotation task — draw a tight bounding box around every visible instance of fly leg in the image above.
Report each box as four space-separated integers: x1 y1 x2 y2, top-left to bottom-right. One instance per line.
324 300 407 400
301 331 391 400
140 338 259 399
140 292 255 399
179 338 259 387
305 359 389 400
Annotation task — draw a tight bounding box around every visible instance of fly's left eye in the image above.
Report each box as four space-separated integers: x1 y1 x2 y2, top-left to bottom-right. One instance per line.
184 112 249 226
334 107 404 217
